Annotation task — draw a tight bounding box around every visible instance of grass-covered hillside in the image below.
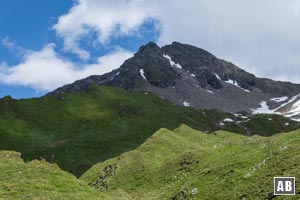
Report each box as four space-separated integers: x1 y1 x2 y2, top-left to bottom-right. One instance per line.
0 151 106 200
82 125 300 200
0 85 298 177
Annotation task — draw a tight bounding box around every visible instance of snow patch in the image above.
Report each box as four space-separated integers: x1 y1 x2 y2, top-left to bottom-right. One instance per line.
110 72 120 81
275 94 300 111
183 101 191 107
289 99 300 113
190 73 196 77
163 54 182 69
225 79 250 92
284 99 300 119
214 73 221 80
206 90 215 94
271 96 288 103
251 94 300 122
272 94 300 121
252 101 275 114
219 122 225 126
139 69 147 80
292 118 300 122
223 118 234 122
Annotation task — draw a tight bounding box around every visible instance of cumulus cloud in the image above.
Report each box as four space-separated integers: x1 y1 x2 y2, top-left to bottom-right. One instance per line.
54 0 300 83
0 44 133 91
155 0 300 83
2 0 300 93
53 0 155 60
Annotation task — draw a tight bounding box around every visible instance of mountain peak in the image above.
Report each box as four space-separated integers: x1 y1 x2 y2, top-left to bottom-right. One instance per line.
137 41 160 54
48 41 300 118
162 41 216 59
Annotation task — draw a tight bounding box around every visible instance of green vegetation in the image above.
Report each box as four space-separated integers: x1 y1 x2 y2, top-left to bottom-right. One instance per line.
1 122 300 199
0 85 298 177
241 114 300 136
81 125 300 200
0 151 106 200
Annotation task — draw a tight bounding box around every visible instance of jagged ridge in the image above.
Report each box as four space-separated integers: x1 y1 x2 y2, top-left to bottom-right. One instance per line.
48 42 300 116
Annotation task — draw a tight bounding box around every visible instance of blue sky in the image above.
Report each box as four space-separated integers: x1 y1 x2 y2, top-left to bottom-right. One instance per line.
1 0 300 99
0 0 71 98
0 0 158 98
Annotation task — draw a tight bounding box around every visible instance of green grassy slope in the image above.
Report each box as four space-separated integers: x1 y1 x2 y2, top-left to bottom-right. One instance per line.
81 125 300 200
0 151 106 200
0 85 298 177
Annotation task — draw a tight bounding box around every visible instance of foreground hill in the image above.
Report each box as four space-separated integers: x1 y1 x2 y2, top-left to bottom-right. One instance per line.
49 42 300 120
2 126 300 199
81 125 300 200
0 86 298 177
0 151 105 200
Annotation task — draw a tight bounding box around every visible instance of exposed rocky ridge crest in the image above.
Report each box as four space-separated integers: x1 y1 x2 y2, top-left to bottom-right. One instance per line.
48 42 300 118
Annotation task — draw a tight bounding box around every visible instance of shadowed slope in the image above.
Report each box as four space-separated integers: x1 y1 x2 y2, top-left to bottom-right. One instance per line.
0 86 298 177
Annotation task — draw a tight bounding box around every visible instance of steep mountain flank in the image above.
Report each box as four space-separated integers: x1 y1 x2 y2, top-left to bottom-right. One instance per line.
49 42 300 118
1 86 297 177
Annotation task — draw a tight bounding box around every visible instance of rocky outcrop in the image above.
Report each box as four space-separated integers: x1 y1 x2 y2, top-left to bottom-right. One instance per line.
93 164 118 191
47 42 300 115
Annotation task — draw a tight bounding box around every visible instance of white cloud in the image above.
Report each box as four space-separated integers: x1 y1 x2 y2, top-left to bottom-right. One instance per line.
0 44 133 92
53 0 155 60
2 37 15 49
2 37 31 57
53 0 300 83
154 0 300 83
3 0 300 94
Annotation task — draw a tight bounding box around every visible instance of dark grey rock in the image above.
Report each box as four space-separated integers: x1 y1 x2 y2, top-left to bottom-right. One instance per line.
47 41 300 115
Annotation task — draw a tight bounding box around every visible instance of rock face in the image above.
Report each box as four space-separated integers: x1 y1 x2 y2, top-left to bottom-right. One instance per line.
48 42 300 117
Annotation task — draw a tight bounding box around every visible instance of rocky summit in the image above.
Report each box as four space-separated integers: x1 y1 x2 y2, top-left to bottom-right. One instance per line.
48 42 300 121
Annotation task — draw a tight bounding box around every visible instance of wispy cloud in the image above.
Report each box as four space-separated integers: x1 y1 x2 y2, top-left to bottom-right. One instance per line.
2 0 300 94
53 0 300 83
0 43 133 91
53 0 155 60
2 37 31 57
